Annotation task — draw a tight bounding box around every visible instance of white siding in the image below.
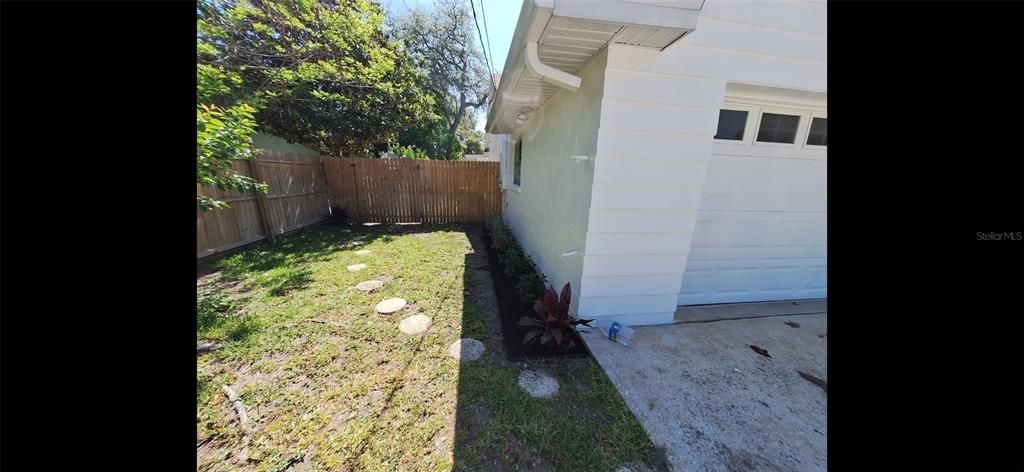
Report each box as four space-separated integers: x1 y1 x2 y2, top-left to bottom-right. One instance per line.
684 17 827 64
500 50 608 316
699 0 826 37
582 0 825 323
593 158 709 186
603 70 726 108
596 128 713 159
600 101 719 135
588 208 697 233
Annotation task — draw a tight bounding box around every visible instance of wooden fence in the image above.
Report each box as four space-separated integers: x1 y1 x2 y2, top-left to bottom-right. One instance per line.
323 158 501 224
198 154 502 259
197 150 330 259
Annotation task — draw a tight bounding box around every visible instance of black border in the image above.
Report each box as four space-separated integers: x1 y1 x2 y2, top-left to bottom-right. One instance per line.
0 1 1021 470
828 2 1024 470
1 2 197 470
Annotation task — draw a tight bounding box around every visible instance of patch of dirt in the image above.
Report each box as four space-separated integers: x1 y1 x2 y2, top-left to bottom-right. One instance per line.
197 270 223 285
197 437 233 470
198 273 254 305
285 375 314 392
508 436 551 472
463 227 507 361
455 401 493 447
480 227 589 361
232 353 292 390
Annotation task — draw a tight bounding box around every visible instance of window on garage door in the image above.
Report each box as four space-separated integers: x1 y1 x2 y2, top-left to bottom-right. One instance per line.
805 114 827 148
713 101 825 152
756 112 801 144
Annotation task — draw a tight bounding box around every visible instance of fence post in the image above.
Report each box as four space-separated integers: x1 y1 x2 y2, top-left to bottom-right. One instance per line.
249 153 276 242
349 160 362 223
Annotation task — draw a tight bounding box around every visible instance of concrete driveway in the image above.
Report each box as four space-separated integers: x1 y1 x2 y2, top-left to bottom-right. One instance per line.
580 301 826 472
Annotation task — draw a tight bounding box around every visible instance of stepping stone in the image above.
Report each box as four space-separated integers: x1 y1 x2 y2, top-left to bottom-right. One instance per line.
448 338 485 362
355 280 384 292
375 297 407 314
399 315 432 335
347 263 367 272
355 249 372 256
518 370 559 398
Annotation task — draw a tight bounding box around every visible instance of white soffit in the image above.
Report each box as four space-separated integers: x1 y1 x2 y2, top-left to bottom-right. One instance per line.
487 0 702 135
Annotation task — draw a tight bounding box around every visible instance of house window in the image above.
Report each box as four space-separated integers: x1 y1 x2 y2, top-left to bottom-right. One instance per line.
756 112 801 144
806 117 827 146
714 109 748 141
512 139 522 186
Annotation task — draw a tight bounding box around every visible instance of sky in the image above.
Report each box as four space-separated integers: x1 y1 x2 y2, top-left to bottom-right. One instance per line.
382 0 524 132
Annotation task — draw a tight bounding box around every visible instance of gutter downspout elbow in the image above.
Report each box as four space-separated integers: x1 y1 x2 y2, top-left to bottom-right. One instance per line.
525 42 582 92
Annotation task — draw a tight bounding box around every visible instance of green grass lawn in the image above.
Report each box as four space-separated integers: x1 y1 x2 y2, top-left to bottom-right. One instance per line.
197 224 655 471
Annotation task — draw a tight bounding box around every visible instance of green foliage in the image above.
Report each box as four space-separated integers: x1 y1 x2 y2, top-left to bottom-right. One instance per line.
486 216 548 305
387 143 429 160
196 102 268 211
196 49 267 211
457 112 484 155
197 0 437 156
395 113 464 160
462 135 483 155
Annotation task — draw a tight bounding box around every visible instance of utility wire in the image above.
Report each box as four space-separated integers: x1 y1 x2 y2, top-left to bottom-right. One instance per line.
478 0 496 84
469 0 498 95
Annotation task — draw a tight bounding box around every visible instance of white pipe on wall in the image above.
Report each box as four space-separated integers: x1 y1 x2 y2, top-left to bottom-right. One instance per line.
524 42 582 92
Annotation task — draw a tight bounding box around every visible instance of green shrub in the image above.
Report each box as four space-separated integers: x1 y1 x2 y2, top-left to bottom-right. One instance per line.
387 143 430 160
485 217 547 305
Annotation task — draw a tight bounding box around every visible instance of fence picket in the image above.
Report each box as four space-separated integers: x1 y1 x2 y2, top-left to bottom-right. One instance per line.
200 156 502 259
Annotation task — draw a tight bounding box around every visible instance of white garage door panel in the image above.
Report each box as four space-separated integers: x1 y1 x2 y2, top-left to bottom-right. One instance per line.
679 258 827 305
680 153 826 305
699 156 826 212
689 211 826 260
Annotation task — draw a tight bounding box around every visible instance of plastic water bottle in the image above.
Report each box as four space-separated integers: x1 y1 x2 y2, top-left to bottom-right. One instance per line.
593 319 634 346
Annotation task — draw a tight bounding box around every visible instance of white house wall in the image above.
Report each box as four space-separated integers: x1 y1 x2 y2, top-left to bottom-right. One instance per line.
500 49 608 315
582 0 826 324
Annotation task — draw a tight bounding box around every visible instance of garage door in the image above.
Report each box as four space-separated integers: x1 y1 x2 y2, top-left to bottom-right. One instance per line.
679 98 826 305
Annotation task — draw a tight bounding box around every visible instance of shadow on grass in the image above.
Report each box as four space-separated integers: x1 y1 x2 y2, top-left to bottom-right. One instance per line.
450 226 656 471
196 222 657 470
211 224 387 278
197 293 258 343
196 224 385 345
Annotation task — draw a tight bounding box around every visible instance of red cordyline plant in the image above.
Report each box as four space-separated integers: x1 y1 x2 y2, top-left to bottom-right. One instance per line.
518 283 593 350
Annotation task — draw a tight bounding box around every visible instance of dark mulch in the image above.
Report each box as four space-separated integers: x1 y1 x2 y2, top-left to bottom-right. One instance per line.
481 227 589 361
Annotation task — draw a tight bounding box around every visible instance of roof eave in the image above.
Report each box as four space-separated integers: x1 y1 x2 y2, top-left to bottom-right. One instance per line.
486 0 701 136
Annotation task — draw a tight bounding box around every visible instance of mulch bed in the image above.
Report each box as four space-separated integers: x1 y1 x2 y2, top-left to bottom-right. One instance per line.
482 227 590 361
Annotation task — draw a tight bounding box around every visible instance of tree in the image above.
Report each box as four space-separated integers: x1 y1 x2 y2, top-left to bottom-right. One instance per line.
387 143 429 160
197 0 437 156
393 112 463 160
392 0 491 140
196 57 268 210
456 111 484 155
